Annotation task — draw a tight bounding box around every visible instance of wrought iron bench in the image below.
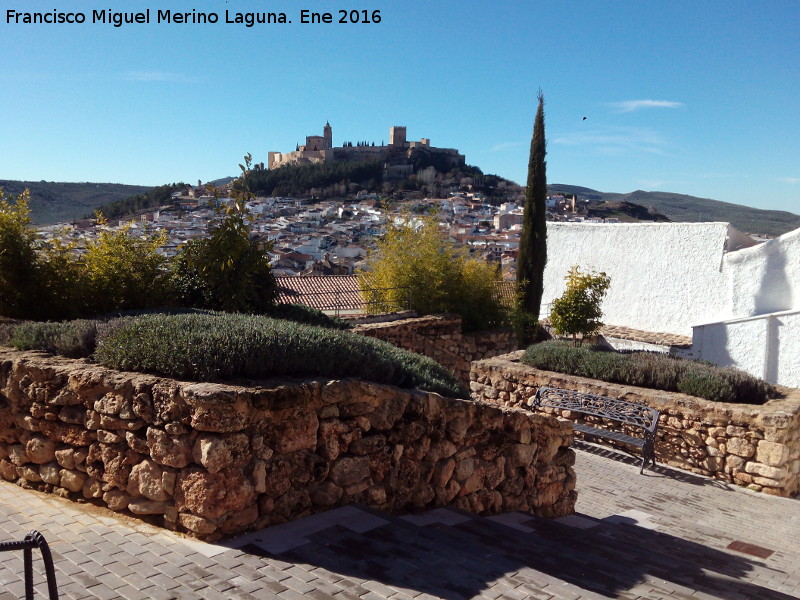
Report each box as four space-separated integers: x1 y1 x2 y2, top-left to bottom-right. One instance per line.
533 387 660 474
0 530 59 599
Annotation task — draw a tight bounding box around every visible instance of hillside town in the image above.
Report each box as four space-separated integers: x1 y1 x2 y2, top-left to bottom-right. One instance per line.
36 182 630 280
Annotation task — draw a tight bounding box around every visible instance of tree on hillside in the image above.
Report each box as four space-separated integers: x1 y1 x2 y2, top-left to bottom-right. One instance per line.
517 90 548 320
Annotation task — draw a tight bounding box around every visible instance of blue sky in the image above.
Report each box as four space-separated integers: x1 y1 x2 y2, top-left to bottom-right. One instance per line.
2 0 799 212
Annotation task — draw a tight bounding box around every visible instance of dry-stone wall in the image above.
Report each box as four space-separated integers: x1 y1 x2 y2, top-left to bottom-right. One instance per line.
0 349 576 540
470 352 800 497
354 313 517 383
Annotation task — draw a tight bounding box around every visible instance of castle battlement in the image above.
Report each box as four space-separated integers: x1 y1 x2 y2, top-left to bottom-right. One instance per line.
268 123 464 172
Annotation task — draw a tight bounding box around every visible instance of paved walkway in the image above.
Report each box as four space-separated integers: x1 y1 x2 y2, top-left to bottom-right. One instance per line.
0 443 797 599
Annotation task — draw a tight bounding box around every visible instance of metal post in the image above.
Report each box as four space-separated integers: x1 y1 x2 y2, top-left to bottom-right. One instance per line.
24 546 33 600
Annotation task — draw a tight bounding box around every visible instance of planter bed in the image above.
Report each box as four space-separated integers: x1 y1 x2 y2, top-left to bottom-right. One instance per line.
471 351 800 497
0 348 577 541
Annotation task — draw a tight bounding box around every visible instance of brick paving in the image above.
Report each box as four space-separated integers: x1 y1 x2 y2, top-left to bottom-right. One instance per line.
0 442 797 599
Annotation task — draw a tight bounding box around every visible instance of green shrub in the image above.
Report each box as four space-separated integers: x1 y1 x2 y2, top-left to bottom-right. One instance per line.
81 219 173 316
93 312 464 397
0 318 20 346
267 304 352 329
521 340 776 404
677 366 737 403
620 352 688 390
580 348 627 382
11 320 100 358
716 366 777 404
549 266 611 345
510 309 550 346
0 189 50 320
522 340 591 375
173 157 277 314
359 213 506 332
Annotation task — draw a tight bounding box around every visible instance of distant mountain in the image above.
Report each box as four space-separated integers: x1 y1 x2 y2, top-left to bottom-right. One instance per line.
587 201 671 223
0 180 150 225
90 183 187 221
548 185 800 237
208 176 235 187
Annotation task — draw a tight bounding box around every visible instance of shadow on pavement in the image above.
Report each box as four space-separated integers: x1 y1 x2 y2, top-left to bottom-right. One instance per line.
238 503 793 600
573 439 739 491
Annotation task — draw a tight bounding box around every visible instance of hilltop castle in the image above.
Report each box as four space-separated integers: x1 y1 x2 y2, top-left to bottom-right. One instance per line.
268 123 465 178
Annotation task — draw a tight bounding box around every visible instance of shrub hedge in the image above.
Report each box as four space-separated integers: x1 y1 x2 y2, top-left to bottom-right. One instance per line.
12 312 464 398
521 340 777 404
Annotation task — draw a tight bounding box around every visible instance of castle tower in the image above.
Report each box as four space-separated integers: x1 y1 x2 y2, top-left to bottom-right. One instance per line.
389 126 407 148
323 121 332 149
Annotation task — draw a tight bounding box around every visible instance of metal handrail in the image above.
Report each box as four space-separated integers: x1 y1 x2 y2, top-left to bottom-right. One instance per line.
0 530 59 599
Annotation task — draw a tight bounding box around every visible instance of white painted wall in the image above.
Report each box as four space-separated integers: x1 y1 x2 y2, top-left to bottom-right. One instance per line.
543 222 731 336
723 227 800 317
542 221 800 387
692 310 800 387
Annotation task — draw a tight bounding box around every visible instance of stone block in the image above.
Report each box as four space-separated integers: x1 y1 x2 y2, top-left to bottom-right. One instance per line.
752 476 783 488
103 489 131 511
726 437 755 458
8 444 28 466
192 433 250 474
725 455 746 473
54 447 75 470
726 425 747 437
178 512 217 535
60 469 87 493
329 456 371 487
128 499 167 515
39 420 95 446
82 478 103 499
146 427 193 468
16 465 42 483
0 460 16 481
745 462 788 480
756 440 790 467
40 462 61 485
175 466 255 520
127 459 170 501
250 459 266 494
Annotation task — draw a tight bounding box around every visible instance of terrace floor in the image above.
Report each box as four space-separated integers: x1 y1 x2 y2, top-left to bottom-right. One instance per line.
0 442 797 600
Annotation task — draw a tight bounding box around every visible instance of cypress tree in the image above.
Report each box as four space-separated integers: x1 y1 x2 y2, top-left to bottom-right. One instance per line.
517 90 548 318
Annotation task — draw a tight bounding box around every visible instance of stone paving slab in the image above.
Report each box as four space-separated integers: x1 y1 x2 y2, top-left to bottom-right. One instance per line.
0 441 796 599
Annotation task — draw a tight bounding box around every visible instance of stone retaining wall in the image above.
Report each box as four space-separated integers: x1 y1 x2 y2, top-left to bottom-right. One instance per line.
470 352 800 497
0 349 576 540
355 314 517 383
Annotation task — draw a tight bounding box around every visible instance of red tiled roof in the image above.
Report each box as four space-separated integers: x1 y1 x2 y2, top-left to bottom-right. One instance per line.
276 275 365 314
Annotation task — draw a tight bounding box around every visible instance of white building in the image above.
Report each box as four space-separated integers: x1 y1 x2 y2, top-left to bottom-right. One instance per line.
543 222 800 387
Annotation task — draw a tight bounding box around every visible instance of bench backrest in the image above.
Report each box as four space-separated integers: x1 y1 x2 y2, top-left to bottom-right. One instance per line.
533 387 660 433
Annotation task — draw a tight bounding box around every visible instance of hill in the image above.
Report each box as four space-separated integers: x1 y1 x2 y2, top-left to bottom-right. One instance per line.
548 185 800 237
587 201 671 223
0 180 151 225
90 183 187 220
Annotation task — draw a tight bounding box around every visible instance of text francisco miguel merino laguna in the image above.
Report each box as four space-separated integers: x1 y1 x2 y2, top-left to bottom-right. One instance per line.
5 8 294 27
